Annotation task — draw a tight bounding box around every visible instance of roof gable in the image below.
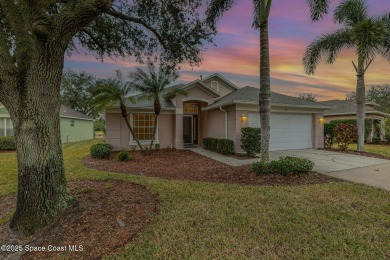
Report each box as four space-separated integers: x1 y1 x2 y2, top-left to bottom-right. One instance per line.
201 73 239 91
182 80 221 97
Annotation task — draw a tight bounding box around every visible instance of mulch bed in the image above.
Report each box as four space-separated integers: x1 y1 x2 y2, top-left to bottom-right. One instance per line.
227 153 258 160
323 148 390 160
0 180 159 260
0 150 15 153
84 150 339 186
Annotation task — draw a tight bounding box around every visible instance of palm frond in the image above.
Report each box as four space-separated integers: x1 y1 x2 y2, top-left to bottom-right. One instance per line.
303 28 354 75
206 0 236 29
307 0 331 22
334 0 368 27
163 88 188 103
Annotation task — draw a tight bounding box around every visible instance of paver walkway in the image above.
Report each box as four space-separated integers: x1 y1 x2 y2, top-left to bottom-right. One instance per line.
188 148 390 191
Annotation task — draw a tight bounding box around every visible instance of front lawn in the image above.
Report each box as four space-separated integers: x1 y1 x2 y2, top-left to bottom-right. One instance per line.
1 140 390 258
349 144 390 157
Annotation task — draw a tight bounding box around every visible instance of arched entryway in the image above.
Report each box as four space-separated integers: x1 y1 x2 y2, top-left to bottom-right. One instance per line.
183 100 208 147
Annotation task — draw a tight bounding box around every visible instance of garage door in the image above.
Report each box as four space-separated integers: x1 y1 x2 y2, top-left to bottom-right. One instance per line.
248 113 313 151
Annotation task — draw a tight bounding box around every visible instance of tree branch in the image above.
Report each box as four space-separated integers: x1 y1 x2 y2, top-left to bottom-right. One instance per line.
352 61 358 72
82 29 105 52
364 58 374 73
105 9 167 50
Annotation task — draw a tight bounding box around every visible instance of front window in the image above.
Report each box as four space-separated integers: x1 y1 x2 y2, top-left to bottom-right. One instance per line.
132 113 156 141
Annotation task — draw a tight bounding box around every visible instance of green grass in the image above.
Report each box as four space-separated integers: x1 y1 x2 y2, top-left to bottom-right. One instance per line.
1 140 390 258
348 144 390 157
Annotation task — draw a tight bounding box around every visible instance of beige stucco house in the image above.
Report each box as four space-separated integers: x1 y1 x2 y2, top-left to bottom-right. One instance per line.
105 74 331 152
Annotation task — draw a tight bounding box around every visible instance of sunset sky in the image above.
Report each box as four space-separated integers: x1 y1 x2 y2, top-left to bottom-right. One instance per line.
64 0 390 100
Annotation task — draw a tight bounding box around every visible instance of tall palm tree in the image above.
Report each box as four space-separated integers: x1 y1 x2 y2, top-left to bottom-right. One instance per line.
252 0 273 163
92 70 144 151
129 63 185 152
303 0 390 152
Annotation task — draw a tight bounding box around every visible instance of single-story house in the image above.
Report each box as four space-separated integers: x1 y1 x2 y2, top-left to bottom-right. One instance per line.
106 74 331 152
321 99 390 141
0 104 94 143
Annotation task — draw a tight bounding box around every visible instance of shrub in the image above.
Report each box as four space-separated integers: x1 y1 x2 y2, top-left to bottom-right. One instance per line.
90 143 111 159
252 156 314 176
241 127 261 156
203 137 218 151
330 118 373 141
372 136 381 144
155 144 160 151
333 123 358 151
216 139 235 155
116 151 132 161
0 136 16 150
324 123 337 149
384 118 390 143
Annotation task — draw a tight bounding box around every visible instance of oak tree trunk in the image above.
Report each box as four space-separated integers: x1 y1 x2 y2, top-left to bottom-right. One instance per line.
259 17 271 163
356 58 366 152
8 55 74 236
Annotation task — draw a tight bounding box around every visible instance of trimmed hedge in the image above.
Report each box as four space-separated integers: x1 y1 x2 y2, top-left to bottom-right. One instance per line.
90 143 111 159
384 118 390 143
241 127 261 157
372 137 381 144
203 137 235 155
252 156 314 176
216 139 235 155
203 137 218 151
0 136 16 150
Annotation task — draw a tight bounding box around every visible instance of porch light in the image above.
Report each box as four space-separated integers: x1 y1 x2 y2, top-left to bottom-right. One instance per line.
319 117 325 123
241 113 247 121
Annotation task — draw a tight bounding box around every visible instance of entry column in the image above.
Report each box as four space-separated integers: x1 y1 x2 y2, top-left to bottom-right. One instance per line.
175 108 184 149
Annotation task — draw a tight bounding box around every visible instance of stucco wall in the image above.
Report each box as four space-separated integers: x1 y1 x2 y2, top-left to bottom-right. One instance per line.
60 117 93 143
203 79 235 97
106 112 175 151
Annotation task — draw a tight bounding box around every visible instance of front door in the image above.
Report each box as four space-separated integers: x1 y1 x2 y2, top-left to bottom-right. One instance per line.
183 115 193 145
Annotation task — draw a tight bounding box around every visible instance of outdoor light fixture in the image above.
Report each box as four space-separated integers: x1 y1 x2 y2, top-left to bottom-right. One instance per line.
319 118 325 123
241 113 247 121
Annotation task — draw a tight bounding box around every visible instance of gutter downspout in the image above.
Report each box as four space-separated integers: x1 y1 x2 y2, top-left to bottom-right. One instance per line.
219 106 228 138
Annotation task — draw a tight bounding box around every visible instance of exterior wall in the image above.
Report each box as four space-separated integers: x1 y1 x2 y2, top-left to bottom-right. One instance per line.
313 113 324 149
60 117 93 143
202 109 226 139
203 79 235 97
106 111 175 151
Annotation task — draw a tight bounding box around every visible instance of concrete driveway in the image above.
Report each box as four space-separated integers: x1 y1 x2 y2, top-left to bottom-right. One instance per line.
271 149 390 191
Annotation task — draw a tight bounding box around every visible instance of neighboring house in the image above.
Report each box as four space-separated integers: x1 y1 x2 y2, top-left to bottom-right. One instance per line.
106 73 331 152
321 99 390 141
0 104 94 143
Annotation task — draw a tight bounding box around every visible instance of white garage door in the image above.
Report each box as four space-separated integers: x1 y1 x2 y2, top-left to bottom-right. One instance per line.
248 113 313 151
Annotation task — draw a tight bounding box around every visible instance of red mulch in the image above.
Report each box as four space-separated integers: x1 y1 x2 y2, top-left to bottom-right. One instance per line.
227 153 258 160
84 150 339 186
0 180 159 260
0 150 15 153
323 148 390 160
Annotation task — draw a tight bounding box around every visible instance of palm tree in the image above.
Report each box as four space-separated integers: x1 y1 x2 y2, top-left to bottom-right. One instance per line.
303 0 390 152
92 70 144 151
252 0 273 163
129 63 185 153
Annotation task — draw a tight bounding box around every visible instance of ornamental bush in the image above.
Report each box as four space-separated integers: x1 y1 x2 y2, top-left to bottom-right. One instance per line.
0 136 16 150
90 143 111 159
252 156 314 176
372 137 381 144
333 123 358 151
116 151 131 161
241 127 261 157
330 119 373 141
324 123 337 149
216 139 235 155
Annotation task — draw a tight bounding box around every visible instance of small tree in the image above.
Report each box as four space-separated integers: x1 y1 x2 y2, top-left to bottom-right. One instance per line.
296 93 317 102
129 64 186 153
93 70 143 151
